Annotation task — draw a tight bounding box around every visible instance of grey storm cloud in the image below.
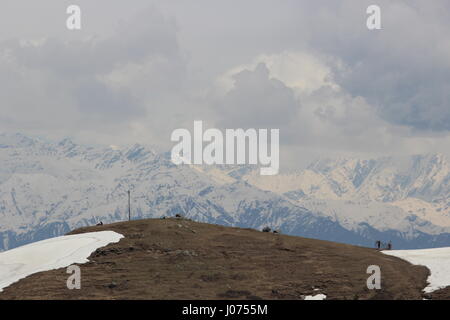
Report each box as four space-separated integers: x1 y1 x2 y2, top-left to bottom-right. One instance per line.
74 80 142 118
299 0 450 132
2 6 180 74
0 6 184 132
1 0 450 164
217 63 298 128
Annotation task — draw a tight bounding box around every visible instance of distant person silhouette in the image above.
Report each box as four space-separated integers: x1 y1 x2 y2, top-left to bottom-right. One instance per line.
375 240 381 250
387 241 392 250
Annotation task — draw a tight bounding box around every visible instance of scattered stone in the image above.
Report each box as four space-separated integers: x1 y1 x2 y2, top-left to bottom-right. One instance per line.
423 293 433 300
172 249 198 257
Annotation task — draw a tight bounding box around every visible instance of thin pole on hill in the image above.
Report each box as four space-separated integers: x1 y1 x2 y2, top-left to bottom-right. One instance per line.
128 190 131 221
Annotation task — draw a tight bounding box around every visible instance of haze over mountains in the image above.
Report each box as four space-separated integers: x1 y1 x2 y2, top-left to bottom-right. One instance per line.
1 132 450 251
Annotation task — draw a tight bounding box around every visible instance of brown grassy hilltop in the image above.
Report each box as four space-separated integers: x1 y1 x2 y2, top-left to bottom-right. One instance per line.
0 217 444 300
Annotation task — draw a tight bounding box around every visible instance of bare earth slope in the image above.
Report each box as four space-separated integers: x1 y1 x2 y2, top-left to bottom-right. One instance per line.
0 218 439 300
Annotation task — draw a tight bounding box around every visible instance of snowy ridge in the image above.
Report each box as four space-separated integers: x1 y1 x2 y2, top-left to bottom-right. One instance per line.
0 231 124 292
383 247 450 293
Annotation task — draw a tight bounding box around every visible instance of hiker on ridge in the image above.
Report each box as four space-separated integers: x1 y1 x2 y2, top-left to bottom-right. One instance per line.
375 240 381 250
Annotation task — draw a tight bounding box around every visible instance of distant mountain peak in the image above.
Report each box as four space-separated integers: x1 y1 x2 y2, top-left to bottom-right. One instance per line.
1 134 450 251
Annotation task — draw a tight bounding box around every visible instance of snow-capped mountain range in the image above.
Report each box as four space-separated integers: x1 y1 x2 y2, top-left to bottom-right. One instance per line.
1 132 450 251
244 154 450 231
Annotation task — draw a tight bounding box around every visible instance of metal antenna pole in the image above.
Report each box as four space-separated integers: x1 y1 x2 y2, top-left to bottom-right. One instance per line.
128 190 131 221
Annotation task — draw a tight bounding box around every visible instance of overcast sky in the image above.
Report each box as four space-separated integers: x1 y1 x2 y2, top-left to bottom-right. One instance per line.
1 0 450 170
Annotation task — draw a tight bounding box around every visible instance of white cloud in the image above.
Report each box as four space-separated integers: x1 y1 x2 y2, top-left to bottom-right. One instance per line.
1 0 450 169
216 51 338 96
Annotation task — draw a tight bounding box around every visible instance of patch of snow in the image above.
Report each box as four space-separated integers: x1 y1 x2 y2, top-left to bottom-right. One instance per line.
0 231 123 292
383 247 450 293
304 294 326 300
